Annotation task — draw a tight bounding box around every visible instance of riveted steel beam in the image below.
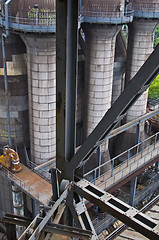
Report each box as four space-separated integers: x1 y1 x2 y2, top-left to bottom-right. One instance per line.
74 179 159 240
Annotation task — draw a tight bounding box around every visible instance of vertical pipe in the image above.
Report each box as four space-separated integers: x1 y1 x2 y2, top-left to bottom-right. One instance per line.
2 34 11 146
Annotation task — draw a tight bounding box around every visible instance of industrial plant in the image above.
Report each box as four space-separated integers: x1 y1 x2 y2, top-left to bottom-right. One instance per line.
0 0 159 239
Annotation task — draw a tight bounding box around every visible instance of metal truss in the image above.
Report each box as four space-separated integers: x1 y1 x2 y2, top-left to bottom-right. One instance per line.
5 178 159 239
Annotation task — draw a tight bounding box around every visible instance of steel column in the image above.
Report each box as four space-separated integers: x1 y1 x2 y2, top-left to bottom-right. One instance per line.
66 0 78 162
56 0 78 181
56 0 68 177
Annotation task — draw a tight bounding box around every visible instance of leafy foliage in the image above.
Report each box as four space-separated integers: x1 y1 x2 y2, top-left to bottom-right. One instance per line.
148 25 159 100
148 75 159 100
154 25 159 48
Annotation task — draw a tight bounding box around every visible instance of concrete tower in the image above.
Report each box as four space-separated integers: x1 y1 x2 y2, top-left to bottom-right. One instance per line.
21 35 56 165
9 0 56 165
81 0 133 172
116 0 159 153
0 31 29 147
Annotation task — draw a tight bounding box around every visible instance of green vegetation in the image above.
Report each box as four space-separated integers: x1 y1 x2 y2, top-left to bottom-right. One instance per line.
148 25 159 100
154 25 159 48
148 75 159 100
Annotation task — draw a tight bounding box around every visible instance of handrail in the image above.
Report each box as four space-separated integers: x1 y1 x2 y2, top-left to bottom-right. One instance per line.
23 146 52 182
0 0 134 32
84 132 159 185
0 166 41 201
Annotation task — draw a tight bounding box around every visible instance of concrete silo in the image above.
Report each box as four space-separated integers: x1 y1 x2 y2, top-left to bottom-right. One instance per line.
8 0 56 165
81 0 133 172
0 31 29 147
116 0 159 153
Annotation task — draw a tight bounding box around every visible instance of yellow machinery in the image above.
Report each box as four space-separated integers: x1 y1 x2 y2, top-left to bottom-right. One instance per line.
0 148 22 173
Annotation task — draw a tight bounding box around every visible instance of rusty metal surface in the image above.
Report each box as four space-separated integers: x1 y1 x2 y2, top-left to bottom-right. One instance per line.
15 164 52 205
10 0 56 18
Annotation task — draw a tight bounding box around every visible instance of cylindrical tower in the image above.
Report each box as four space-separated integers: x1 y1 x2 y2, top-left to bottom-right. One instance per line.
113 0 159 156
81 0 133 173
122 2 158 152
0 31 29 147
21 34 56 165
6 0 57 165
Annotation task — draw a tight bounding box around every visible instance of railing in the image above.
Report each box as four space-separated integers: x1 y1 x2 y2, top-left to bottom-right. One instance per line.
132 2 159 18
80 9 134 18
132 2 159 12
0 0 134 32
1 166 41 201
84 132 159 188
23 146 52 182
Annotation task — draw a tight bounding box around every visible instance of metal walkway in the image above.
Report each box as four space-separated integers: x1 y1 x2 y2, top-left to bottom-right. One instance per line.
84 132 159 192
0 164 52 206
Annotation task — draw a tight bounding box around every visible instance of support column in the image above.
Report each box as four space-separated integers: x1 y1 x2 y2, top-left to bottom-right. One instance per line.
21 35 56 165
155 161 159 172
129 176 138 207
125 19 158 147
83 23 120 173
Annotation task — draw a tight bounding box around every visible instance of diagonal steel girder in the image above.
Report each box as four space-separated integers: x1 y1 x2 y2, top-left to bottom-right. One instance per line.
62 43 159 181
73 179 159 240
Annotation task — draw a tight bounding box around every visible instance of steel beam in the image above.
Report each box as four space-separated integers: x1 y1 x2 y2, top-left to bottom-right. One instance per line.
62 44 159 180
56 0 79 182
67 192 98 239
56 0 68 177
18 188 68 240
74 179 159 240
3 214 92 240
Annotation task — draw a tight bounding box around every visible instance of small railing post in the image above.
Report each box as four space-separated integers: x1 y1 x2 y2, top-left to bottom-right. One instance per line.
141 141 144 157
111 158 114 177
127 149 130 167
94 169 97 185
